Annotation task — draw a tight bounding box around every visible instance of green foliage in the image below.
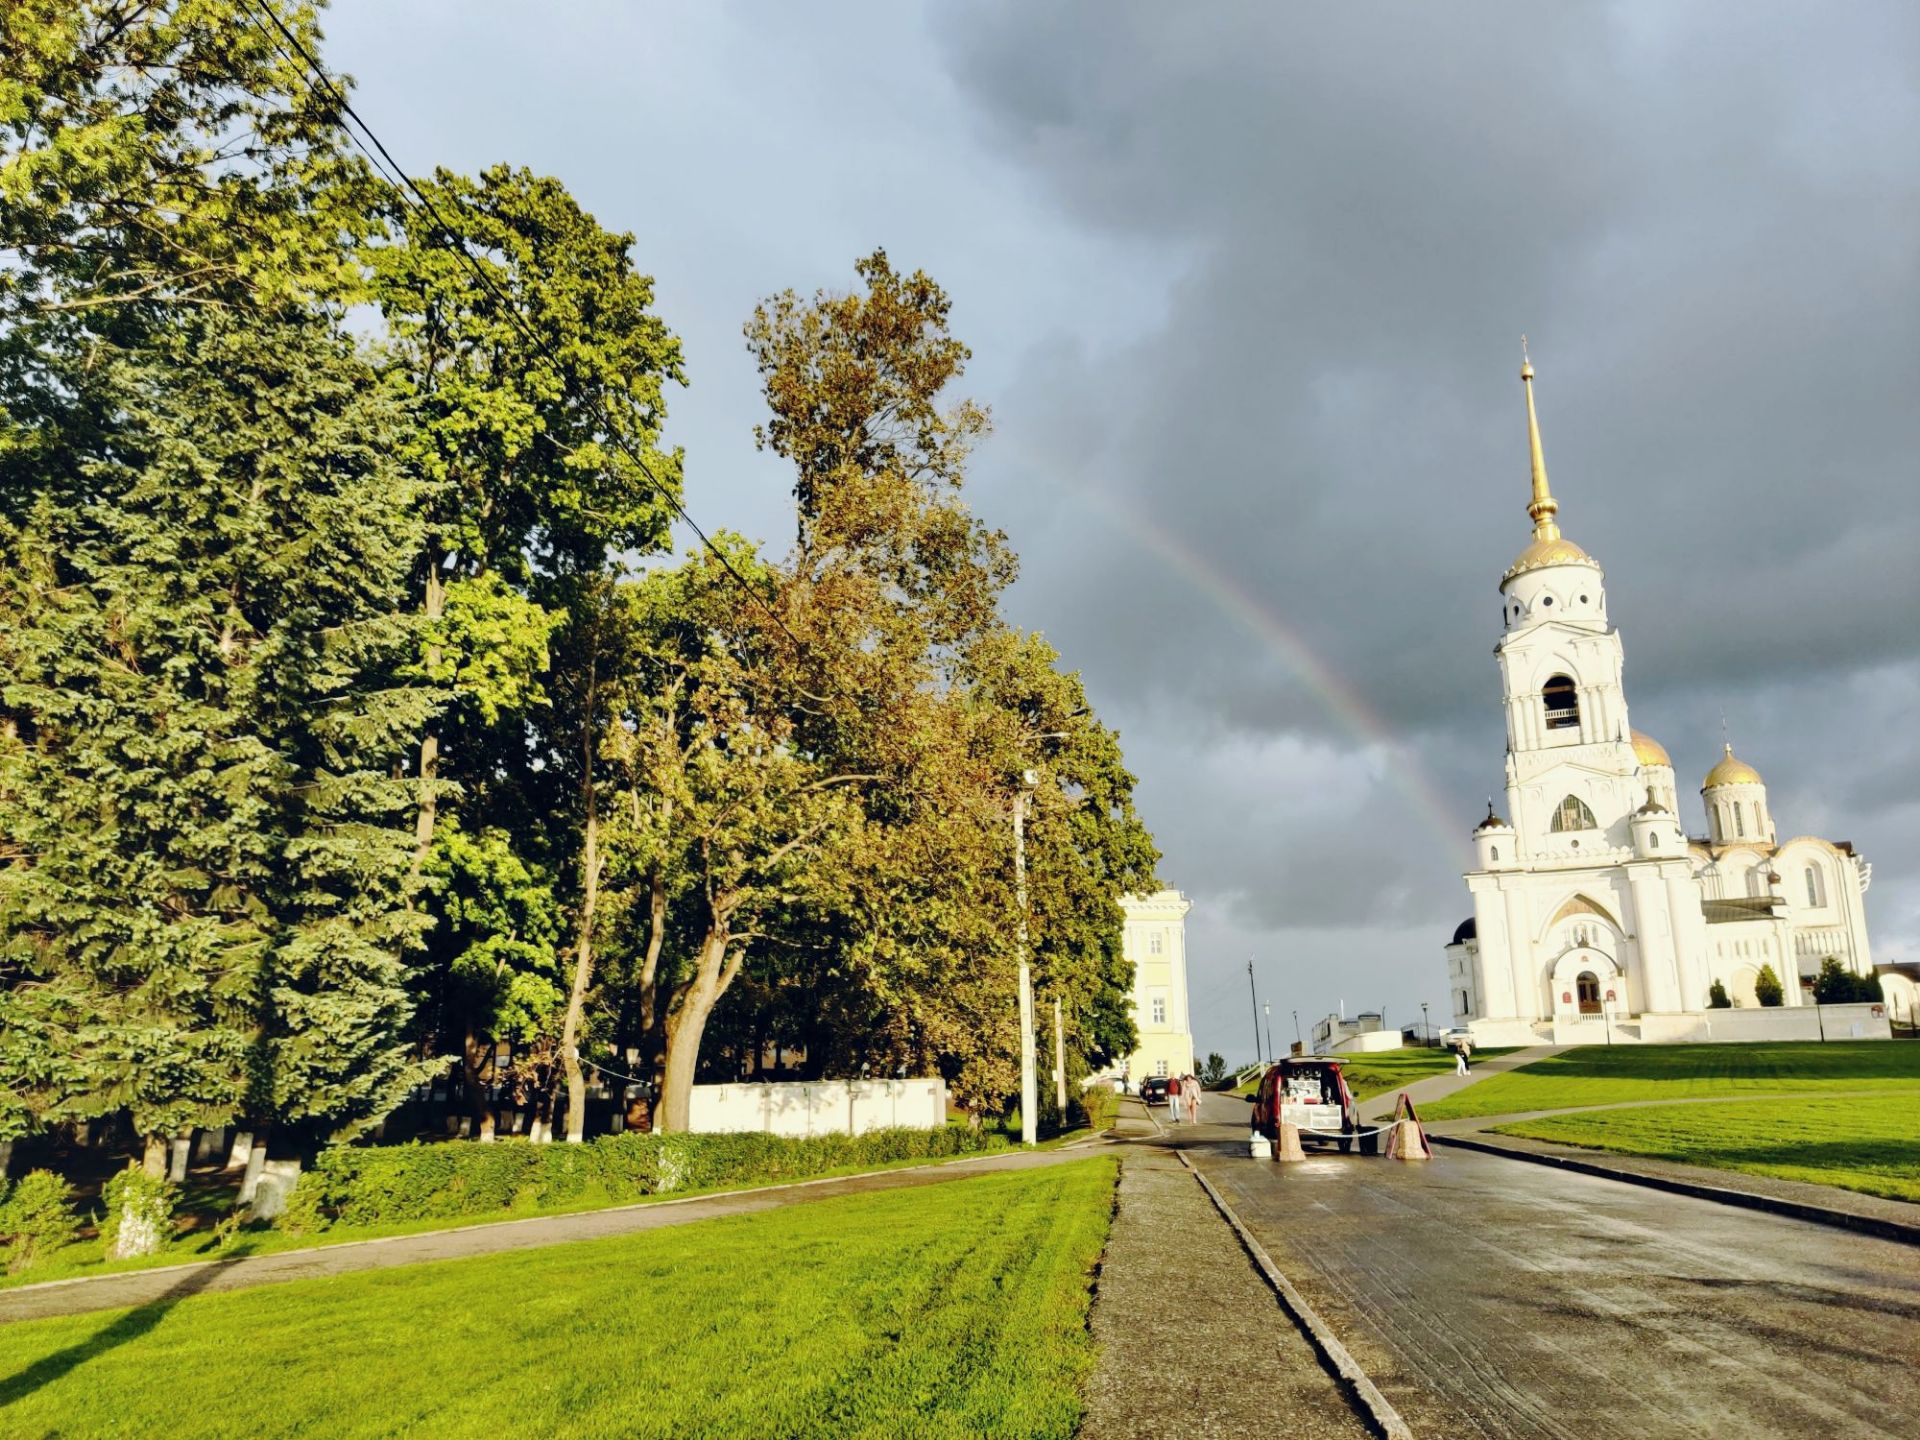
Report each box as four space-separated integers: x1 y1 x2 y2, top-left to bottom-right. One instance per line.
1709 980 1732 1009
102 1164 175 1259
294 1126 1008 1229
1753 964 1784 1007
1076 1084 1118 1132
1200 1053 1229 1088
1812 956 1882 1004
0 1170 78 1273
0 1160 1116 1440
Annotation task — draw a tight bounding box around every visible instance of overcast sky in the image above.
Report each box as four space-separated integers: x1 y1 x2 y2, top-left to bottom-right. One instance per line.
324 1 1919 1061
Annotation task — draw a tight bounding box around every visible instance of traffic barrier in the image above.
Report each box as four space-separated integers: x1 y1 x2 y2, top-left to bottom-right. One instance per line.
1382 1093 1432 1161
1248 1132 1273 1161
1275 1120 1306 1163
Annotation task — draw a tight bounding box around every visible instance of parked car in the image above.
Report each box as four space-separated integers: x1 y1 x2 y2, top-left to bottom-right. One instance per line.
1139 1076 1170 1105
1438 1027 1475 1049
1248 1056 1375 1154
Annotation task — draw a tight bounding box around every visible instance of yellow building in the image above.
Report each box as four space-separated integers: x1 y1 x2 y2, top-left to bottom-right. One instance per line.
1112 890 1194 1086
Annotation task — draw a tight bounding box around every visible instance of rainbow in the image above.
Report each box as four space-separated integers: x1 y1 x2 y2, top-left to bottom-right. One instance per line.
1078 488 1470 862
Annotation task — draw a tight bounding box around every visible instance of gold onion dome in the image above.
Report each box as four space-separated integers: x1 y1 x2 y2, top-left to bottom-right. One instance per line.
1631 730 1672 768
1703 743 1764 789
1502 348 1598 582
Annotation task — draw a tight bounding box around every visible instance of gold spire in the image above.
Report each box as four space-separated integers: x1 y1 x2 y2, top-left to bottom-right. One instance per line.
1521 337 1558 541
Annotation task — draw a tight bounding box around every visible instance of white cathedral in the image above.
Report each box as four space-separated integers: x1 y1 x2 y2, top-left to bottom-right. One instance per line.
1446 357 1880 1046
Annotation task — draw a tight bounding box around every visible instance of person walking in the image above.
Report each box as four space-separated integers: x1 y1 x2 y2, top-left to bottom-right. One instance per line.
1167 1073 1183 1123
1454 1039 1472 1077
1186 1074 1204 1124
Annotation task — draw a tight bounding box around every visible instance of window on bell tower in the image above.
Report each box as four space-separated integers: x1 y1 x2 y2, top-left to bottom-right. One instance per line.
1550 794 1597 832
1542 674 1580 730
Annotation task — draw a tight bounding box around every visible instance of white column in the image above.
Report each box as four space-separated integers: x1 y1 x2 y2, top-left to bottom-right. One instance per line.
1503 885 1536 1019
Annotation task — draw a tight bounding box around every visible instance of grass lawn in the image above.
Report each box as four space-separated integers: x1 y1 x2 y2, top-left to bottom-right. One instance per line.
1233 1048 1519 1100
0 1158 1117 1440
1421 1041 1920 1120
1492 1094 1920 1204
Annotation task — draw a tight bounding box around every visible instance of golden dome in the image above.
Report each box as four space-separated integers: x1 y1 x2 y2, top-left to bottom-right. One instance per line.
1630 730 1672 768
1503 533 1595 581
1703 743 1763 789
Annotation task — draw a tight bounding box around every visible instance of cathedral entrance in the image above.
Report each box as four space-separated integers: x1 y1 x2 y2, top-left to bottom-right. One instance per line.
1576 972 1602 1015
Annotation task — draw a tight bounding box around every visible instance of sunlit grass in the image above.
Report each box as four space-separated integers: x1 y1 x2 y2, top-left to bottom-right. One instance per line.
1421 1042 1920 1120
1493 1094 1920 1203
0 1158 1117 1439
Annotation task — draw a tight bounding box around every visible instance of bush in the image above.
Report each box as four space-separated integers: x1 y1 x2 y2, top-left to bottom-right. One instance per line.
102 1165 175 1259
1754 964 1784 1007
1708 981 1732 1009
293 1125 1008 1231
1813 957 1883 1005
1076 1084 1117 1133
0 1170 80 1274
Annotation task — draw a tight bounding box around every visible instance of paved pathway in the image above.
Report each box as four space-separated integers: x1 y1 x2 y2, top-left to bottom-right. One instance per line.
0 1145 1098 1326
1181 1087 1919 1439
1080 1126 1368 1439
1355 1043 1561 1123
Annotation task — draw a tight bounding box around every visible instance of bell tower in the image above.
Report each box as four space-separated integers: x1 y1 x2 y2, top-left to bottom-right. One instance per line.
1492 351 1639 864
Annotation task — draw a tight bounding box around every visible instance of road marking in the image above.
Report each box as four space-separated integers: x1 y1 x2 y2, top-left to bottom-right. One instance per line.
1177 1149 1414 1440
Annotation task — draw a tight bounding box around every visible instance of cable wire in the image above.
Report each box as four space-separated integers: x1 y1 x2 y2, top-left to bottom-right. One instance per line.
235 0 802 647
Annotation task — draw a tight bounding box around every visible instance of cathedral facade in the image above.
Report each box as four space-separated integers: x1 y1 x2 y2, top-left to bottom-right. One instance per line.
1446 359 1878 1045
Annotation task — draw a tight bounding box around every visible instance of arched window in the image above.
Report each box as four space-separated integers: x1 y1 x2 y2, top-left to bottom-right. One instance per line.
1490 846 1499 861
1804 866 1826 908
1542 674 1580 730
1550 794 1597 832
1734 804 1745 838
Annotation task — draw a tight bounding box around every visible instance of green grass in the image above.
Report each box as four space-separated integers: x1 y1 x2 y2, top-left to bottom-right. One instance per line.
1492 1095 1920 1204
0 1158 1117 1439
0 1142 1014 1294
1232 1048 1519 1100
1422 1041 1920 1120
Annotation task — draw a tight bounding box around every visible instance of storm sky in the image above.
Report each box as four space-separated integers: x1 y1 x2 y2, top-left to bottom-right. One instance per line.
323 1 1919 1060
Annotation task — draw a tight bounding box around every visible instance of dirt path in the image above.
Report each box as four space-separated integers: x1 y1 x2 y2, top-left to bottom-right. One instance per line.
0 1144 1100 1326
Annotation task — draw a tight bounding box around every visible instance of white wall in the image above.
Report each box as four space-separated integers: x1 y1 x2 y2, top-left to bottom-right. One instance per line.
687 1078 947 1137
1635 1005 1892 1044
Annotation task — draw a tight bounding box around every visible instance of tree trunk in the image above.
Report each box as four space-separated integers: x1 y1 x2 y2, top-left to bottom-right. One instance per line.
560 768 601 1144
141 1134 167 1179
462 1025 497 1142
410 566 446 881
658 927 743 1132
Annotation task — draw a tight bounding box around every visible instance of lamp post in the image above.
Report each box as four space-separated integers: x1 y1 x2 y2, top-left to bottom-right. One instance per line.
1014 771 1038 1146
1292 1009 1301 1050
1422 1001 1430 1047
1263 1003 1274 1067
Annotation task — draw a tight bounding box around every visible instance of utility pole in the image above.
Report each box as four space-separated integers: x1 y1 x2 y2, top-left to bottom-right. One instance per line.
1013 779 1038 1145
1292 1009 1301 1049
1247 957 1263 1066
1263 1003 1274 1067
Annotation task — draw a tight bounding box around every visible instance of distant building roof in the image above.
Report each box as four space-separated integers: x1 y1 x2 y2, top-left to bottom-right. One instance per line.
1702 896 1785 924
1451 916 1477 945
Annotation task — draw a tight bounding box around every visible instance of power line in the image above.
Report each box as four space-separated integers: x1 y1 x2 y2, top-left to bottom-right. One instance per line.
235 0 801 647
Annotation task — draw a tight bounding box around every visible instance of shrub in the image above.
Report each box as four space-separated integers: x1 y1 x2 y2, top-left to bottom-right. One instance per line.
0 1170 80 1274
102 1165 175 1259
292 1125 1008 1231
1813 957 1883 1005
1076 1085 1117 1133
1708 981 1732 1009
1754 964 1784 1007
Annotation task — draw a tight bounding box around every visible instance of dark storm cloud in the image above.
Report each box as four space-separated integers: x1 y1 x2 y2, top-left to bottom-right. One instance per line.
929 1 1920 1025
940 0 1919 743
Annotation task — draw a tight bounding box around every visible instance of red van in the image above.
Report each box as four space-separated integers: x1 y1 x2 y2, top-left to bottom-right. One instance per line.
1249 1056 1376 1154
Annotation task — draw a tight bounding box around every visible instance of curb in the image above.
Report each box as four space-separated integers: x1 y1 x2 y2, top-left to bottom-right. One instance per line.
1432 1134 1920 1248
1175 1150 1413 1440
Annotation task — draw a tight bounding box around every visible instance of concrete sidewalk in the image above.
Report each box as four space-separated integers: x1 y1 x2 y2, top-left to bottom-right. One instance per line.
1081 1122 1369 1439
0 1144 1100 1326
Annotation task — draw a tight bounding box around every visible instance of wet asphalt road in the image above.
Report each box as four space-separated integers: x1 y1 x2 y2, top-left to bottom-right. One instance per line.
1186 1091 1920 1439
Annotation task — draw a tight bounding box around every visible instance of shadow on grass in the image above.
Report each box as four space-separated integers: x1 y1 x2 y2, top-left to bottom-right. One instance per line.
0 1247 254 1404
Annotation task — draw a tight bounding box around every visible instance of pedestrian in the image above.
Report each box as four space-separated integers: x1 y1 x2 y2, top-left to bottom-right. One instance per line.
1167 1073 1183 1123
1454 1039 1471 1076
1186 1074 1204 1124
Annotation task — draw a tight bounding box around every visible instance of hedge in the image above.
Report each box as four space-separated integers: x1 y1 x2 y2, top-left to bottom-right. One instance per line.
295 1125 1009 1229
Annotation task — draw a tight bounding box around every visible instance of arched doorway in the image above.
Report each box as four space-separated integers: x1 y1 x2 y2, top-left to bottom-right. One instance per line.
1576 972 1602 1015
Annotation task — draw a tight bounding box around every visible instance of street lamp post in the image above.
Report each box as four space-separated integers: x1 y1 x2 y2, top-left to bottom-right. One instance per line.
1014 773 1038 1146
1263 1003 1274 1067
1291 1009 1301 1051
1422 1001 1430 1047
